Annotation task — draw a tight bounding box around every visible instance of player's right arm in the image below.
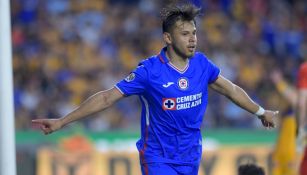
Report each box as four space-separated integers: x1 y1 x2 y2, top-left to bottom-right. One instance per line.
32 87 124 135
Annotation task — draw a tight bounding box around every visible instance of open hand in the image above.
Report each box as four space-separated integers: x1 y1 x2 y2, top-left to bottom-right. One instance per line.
31 118 63 135
258 110 279 129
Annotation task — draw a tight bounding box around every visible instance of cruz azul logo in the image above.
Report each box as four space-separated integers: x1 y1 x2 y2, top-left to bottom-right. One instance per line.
178 77 188 90
162 93 202 110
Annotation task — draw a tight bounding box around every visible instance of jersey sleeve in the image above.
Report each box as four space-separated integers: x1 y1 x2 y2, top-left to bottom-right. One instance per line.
115 63 148 96
297 63 307 89
207 59 221 84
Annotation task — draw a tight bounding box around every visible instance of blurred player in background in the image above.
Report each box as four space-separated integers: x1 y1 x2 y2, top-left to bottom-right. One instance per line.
297 61 307 175
270 59 307 175
270 70 297 175
238 164 265 175
32 3 278 175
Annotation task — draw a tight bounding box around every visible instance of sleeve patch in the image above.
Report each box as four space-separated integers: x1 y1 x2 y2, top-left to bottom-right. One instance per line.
124 73 136 82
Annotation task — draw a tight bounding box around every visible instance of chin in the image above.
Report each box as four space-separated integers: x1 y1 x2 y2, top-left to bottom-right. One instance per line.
187 52 195 58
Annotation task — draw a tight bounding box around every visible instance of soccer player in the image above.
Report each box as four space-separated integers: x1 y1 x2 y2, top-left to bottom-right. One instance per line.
32 3 278 175
270 70 297 175
297 61 307 175
238 164 265 175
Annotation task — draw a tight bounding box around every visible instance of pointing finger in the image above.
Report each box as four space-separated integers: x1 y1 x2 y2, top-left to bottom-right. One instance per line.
32 119 43 124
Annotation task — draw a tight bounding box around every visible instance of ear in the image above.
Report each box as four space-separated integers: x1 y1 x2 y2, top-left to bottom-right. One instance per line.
163 32 172 45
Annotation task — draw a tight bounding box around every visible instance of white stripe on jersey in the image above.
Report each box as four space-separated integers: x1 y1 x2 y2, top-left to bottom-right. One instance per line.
114 85 125 95
141 96 150 126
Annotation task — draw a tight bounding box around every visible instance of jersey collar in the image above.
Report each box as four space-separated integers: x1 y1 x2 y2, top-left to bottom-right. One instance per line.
158 47 170 64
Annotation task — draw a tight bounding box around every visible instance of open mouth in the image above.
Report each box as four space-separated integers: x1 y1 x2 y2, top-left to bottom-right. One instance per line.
187 45 196 51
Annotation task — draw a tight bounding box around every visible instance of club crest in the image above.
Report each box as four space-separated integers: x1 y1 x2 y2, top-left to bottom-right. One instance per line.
178 77 189 90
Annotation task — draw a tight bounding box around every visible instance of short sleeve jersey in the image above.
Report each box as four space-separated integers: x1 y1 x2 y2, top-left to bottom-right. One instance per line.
116 47 220 165
297 62 307 90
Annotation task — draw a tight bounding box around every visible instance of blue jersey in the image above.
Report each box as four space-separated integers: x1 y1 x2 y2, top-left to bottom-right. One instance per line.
115 47 220 165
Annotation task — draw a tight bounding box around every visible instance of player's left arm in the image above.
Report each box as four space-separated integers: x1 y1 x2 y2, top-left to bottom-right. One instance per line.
209 75 278 128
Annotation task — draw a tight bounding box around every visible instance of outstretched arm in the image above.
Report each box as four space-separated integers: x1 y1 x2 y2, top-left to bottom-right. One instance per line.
32 87 124 135
209 75 278 128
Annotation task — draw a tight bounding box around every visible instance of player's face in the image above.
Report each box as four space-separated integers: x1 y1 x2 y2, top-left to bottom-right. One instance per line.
169 20 197 58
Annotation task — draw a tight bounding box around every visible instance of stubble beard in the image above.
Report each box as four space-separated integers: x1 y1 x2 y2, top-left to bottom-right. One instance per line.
172 44 194 61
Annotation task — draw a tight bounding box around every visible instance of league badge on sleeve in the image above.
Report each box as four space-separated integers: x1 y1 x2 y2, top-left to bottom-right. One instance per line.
125 73 135 82
178 77 189 90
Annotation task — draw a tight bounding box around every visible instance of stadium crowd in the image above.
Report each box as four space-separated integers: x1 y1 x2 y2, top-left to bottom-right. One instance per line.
11 0 306 131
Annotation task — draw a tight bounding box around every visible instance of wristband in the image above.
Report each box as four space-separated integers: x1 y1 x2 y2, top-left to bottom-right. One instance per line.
255 106 265 116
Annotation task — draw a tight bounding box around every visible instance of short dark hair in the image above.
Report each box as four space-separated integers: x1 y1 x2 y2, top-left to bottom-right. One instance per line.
238 164 265 175
160 3 201 33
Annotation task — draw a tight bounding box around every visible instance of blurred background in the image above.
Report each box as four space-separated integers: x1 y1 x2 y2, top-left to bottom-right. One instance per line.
11 0 306 175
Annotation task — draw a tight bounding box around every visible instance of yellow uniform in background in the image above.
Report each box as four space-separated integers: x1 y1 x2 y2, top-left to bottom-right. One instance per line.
272 111 298 175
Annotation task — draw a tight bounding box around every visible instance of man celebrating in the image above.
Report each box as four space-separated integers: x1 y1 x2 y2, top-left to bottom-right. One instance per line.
32 3 278 175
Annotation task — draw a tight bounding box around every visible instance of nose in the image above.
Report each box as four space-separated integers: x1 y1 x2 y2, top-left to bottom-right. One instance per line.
189 34 196 43
189 36 196 43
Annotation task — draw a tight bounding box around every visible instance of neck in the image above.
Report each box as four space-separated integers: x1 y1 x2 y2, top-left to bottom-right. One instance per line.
166 46 188 70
